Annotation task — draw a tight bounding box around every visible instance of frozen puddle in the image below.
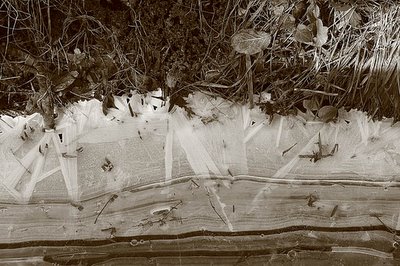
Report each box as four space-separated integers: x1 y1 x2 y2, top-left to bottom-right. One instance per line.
1 90 400 204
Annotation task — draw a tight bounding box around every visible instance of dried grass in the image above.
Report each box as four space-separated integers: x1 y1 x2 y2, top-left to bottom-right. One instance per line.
1 0 399 121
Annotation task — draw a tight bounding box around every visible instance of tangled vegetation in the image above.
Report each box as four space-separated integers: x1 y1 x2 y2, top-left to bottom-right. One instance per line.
0 0 399 126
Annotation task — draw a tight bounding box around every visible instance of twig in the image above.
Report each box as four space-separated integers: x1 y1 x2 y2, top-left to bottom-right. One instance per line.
208 198 227 225
330 205 338 217
62 152 77 158
94 194 118 224
137 201 183 227
282 143 297 156
69 91 92 100
128 102 135 117
70 202 84 211
299 133 338 162
101 157 113 172
101 226 116 235
227 168 234 177
294 88 338 97
191 179 200 188
330 143 339 154
0 117 13 129
371 214 396 235
192 81 240 89
0 76 22 82
46 0 51 43
307 193 318 207
245 54 254 109
371 214 400 246
170 200 183 211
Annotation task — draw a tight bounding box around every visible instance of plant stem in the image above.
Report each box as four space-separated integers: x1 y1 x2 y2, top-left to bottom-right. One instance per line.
245 54 254 109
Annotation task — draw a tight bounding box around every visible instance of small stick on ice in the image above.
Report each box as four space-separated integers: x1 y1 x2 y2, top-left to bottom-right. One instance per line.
94 194 118 224
282 143 297 156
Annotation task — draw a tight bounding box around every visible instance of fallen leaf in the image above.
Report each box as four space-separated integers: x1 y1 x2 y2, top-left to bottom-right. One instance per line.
314 18 328 47
272 5 285 16
334 8 362 30
166 71 178 88
348 9 362 28
294 1 328 47
294 24 314 45
53 71 79 92
318 105 338 122
306 2 320 23
280 13 296 30
292 0 308 21
231 29 271 55
303 99 319 111
102 93 118 115
238 7 246 16
260 91 272 103
270 0 290 17
331 1 352 12
67 51 86 64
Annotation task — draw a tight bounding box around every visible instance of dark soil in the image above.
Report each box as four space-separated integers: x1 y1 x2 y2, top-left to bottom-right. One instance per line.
0 0 233 114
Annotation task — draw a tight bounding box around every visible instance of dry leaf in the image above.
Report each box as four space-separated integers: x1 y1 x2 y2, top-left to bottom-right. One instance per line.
306 2 320 23
314 18 328 47
295 20 328 47
271 0 290 16
294 24 314 45
318 105 338 122
292 0 308 21
238 7 246 16
303 99 319 111
348 10 362 28
273 5 285 16
102 94 118 115
294 1 328 47
280 13 296 30
231 29 271 55
166 71 178 88
53 71 79 92
67 50 86 64
334 8 362 30
331 1 352 12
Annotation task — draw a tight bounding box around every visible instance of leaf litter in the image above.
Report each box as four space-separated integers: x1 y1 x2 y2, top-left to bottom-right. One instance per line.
0 0 399 122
